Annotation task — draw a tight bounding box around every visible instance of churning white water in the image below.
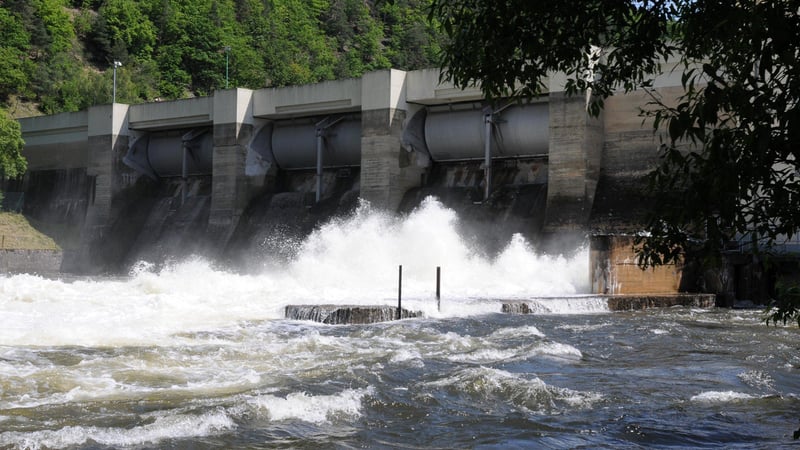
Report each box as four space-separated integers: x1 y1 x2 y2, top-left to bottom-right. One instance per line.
0 197 591 347
0 197 798 448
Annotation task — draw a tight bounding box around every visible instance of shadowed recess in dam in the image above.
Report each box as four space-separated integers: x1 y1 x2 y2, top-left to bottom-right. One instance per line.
121 177 213 268
398 159 562 255
224 170 360 268
229 196 589 305
0 198 590 347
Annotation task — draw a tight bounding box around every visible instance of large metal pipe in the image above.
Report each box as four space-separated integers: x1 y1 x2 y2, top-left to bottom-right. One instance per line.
271 117 360 170
418 102 549 162
123 128 213 180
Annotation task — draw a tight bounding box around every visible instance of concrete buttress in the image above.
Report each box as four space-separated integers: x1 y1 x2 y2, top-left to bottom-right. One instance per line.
209 88 257 249
359 70 424 210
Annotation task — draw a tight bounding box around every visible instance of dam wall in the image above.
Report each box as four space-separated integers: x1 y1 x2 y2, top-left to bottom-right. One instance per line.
13 67 696 293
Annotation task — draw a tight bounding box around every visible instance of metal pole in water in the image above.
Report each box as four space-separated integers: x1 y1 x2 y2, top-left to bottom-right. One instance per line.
436 266 441 312
397 265 403 320
483 112 492 201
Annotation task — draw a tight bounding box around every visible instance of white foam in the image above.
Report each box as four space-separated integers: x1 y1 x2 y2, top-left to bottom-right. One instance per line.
425 367 602 413
738 370 775 391
0 198 591 347
556 322 612 332
489 325 546 340
690 391 756 403
286 198 589 303
248 387 373 424
534 342 583 360
0 411 235 449
446 348 522 363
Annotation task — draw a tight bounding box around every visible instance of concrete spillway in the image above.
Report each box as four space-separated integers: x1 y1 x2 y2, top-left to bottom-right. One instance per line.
501 294 717 314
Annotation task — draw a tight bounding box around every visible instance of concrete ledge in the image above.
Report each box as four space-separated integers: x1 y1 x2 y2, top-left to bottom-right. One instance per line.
605 293 716 310
286 305 422 324
502 293 716 314
0 249 62 275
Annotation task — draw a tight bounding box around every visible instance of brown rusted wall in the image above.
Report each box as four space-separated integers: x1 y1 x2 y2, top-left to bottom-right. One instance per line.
591 236 682 295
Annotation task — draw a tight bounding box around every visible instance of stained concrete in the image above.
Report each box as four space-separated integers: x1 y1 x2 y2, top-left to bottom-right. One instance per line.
502 293 716 314
286 305 422 324
0 249 62 275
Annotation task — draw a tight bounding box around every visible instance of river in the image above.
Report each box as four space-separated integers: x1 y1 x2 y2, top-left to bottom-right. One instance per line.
0 199 798 448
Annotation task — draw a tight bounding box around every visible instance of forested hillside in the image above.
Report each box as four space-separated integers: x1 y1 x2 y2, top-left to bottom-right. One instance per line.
0 0 443 118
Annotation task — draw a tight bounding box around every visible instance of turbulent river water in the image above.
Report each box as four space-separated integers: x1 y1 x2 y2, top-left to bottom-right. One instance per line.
0 199 798 449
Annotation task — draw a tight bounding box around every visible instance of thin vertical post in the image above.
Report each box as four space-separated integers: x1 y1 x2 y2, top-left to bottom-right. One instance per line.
112 61 121 103
224 46 231 89
316 129 324 203
397 265 403 320
483 113 492 201
436 266 441 312
181 143 188 206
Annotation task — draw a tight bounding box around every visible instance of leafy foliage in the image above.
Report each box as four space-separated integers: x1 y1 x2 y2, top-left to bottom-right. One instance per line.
379 0 441 70
0 0 445 111
0 108 27 179
0 8 33 101
430 0 673 105
0 0 447 209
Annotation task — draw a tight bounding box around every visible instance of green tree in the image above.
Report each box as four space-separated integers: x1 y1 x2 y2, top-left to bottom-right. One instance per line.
149 0 255 96
0 107 27 180
93 0 157 62
0 8 33 101
31 0 76 54
262 0 337 86
323 0 390 78
429 0 800 325
379 0 442 70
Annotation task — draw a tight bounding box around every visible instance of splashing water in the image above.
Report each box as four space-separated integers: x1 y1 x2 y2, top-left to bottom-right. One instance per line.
0 197 589 347
0 202 797 450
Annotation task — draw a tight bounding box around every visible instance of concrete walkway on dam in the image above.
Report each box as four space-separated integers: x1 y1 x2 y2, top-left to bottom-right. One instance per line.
10 63 730 299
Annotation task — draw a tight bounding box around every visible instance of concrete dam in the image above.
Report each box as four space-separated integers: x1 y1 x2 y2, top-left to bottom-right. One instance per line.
11 67 694 295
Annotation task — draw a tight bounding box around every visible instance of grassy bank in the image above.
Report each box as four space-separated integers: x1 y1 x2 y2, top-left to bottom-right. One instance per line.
0 213 60 251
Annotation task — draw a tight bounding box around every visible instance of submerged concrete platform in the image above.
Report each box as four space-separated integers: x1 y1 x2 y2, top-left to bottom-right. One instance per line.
605 293 716 310
286 305 423 324
502 293 716 314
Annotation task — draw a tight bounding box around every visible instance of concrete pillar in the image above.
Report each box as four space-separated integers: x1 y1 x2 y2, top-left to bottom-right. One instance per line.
544 92 604 231
360 69 423 210
209 88 255 245
86 103 130 223
69 103 129 272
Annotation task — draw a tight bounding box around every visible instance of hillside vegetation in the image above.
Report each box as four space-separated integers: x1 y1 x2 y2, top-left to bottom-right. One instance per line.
0 0 443 118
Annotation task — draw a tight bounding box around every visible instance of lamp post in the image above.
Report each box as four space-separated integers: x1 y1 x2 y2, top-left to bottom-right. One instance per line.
112 61 122 103
224 46 231 89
